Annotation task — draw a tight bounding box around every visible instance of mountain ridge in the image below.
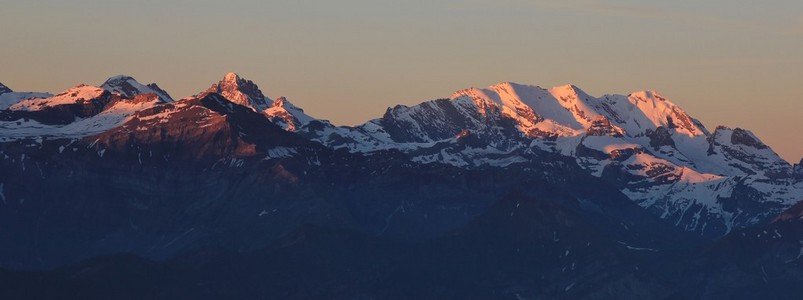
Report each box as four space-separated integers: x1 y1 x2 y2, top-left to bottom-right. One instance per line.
2 72 802 298
101 75 174 103
1 72 800 239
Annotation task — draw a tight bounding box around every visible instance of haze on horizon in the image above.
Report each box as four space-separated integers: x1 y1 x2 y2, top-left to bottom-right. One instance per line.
1 0 801 162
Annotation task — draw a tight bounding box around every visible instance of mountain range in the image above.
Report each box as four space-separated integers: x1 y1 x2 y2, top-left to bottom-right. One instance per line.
0 73 801 299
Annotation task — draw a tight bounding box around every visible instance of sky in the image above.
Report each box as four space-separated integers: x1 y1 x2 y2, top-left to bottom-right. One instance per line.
1 0 801 162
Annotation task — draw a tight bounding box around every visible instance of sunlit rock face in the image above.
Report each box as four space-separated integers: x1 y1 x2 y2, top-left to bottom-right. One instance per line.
203 72 270 111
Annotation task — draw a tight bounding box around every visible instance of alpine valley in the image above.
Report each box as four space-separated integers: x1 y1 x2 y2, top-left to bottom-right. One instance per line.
0 74 801 299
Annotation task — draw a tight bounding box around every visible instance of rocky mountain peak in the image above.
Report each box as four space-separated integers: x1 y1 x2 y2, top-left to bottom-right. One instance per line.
264 96 314 131
730 128 768 149
205 72 270 111
0 82 12 94
223 72 239 83
101 75 174 102
274 96 287 105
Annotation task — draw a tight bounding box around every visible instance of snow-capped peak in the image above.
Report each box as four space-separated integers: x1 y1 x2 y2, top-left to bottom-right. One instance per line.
101 75 174 103
0 82 53 110
444 82 708 140
704 126 792 176
620 90 706 137
713 126 767 149
264 96 316 131
105 75 133 82
204 72 271 112
10 85 108 111
0 82 12 94
549 84 590 100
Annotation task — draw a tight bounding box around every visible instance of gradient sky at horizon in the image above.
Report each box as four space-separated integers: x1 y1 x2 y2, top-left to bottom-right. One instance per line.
1 0 801 161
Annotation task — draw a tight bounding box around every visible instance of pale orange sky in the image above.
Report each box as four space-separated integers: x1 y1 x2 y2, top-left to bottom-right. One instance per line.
1 0 801 162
